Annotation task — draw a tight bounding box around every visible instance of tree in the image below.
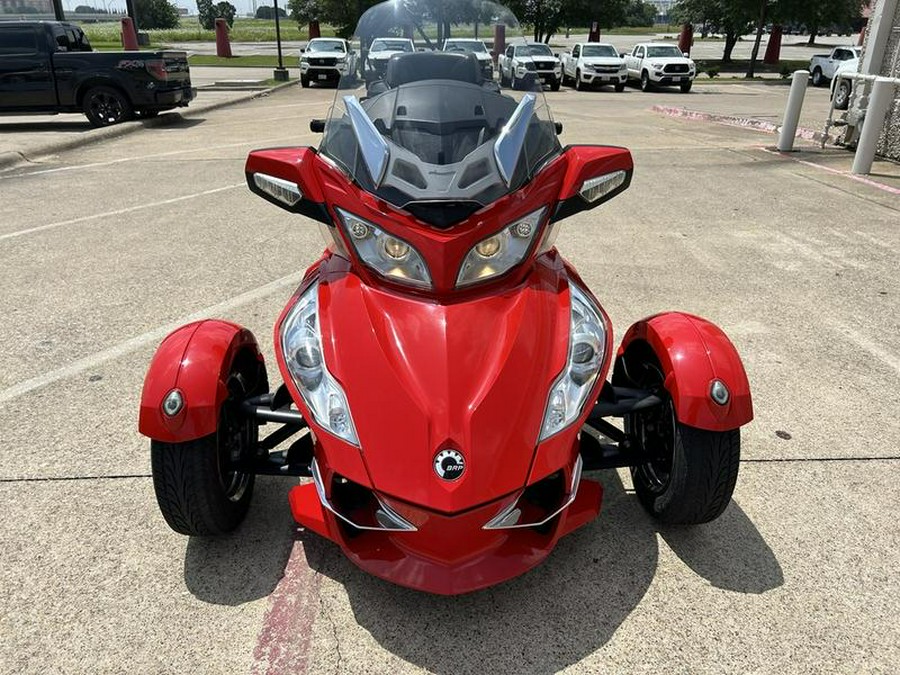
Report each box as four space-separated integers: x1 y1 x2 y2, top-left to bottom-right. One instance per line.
777 0 860 45
673 0 756 63
256 5 287 19
198 0 237 29
216 1 237 27
135 0 180 29
623 0 657 27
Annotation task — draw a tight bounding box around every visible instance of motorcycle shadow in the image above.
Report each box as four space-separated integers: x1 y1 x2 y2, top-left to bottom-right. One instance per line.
182 476 296 606
303 470 783 674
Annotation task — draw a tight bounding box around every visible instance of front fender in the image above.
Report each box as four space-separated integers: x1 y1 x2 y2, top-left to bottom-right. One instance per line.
614 312 752 432
138 320 266 443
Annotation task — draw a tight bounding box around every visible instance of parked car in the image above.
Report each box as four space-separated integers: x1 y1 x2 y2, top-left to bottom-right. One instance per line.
625 43 695 92
300 38 357 88
560 42 626 91
830 56 859 110
809 46 860 87
442 38 494 80
364 37 415 83
0 20 194 126
498 42 562 91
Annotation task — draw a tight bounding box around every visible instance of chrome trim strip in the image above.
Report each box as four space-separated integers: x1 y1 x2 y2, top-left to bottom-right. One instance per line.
311 458 417 532
343 95 390 187
483 455 584 530
493 93 536 186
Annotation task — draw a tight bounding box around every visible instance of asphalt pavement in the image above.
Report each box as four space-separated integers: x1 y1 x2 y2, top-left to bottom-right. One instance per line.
0 81 898 673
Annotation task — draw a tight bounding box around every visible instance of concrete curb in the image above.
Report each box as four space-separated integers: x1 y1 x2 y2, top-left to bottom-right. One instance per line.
650 105 838 145
0 79 296 171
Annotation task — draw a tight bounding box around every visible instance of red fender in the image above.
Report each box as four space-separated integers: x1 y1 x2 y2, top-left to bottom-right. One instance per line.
615 312 752 431
138 320 266 443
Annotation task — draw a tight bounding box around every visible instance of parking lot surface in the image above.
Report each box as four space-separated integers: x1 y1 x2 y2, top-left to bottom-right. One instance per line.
0 82 897 673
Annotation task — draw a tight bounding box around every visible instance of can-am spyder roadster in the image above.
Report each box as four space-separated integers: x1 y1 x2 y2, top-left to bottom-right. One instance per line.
139 0 753 595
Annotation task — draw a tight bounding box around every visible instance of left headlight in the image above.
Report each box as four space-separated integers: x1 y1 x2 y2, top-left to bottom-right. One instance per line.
281 281 359 446
457 207 545 287
539 283 607 441
337 209 432 288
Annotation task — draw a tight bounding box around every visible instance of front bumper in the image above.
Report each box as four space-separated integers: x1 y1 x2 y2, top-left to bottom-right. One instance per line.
650 72 694 85
289 476 602 595
581 71 626 84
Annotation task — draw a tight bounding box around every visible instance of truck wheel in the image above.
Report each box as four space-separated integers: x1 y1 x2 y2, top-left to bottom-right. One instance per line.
300 75 310 88
834 79 851 109
150 376 258 536
811 67 824 87
551 77 561 92
575 69 584 91
614 82 626 92
640 70 652 92
82 86 133 127
500 70 509 86
680 81 692 93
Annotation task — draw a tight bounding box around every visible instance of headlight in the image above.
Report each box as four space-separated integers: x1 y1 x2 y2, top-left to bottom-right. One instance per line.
457 207 545 287
281 281 359 446
525 62 536 71
652 62 664 70
539 283 607 441
337 209 432 288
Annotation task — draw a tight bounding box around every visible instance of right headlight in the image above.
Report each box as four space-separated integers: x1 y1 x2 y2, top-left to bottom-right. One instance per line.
281 280 359 446
456 207 545 287
539 283 607 441
337 208 432 288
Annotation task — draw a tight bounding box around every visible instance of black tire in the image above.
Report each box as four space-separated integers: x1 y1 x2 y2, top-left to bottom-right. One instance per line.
500 70 509 87
550 77 561 92
614 82 625 92
680 80 692 93
82 85 132 127
300 75 310 88
511 72 519 90
626 400 740 525
811 67 823 87
575 69 584 91
640 70 652 92
151 380 258 535
834 79 851 110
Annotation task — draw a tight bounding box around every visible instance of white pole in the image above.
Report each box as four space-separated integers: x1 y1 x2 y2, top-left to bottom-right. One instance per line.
777 70 809 152
851 77 896 175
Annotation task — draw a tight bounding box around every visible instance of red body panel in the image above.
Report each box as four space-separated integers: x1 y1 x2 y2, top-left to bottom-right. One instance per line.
139 320 265 443
617 312 753 431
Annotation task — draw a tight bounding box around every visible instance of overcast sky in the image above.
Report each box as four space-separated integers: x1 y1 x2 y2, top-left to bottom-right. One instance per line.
63 0 274 17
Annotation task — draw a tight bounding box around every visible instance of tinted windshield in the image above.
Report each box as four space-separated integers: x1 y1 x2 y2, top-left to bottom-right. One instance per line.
516 44 553 57
309 40 346 53
371 39 414 52
582 45 617 58
646 46 683 58
320 0 562 218
445 40 487 53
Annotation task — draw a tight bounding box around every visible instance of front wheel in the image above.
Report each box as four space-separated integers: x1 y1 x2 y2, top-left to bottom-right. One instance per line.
811 67 824 87
627 400 740 524
834 79 851 109
640 71 652 92
300 75 310 88
680 80 692 93
614 82 626 92
151 390 257 535
551 77 561 92
575 69 584 91
82 85 132 127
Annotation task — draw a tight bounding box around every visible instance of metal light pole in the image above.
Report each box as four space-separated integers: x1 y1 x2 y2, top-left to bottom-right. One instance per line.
273 0 289 81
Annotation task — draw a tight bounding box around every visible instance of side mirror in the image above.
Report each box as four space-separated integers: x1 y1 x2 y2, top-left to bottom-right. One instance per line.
683 51 690 57
300 47 306 53
244 146 330 224
310 118 326 133
551 145 633 223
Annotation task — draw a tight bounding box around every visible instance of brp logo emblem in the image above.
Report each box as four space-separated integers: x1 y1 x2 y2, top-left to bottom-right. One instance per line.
434 449 465 481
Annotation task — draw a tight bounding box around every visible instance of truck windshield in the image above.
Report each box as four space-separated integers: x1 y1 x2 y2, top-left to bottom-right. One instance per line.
582 45 617 58
308 40 345 53
516 44 552 57
371 39 413 52
646 46 683 58
445 41 487 53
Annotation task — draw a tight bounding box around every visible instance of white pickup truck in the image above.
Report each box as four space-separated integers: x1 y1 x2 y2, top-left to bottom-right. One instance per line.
498 43 562 91
624 43 695 93
809 46 861 87
560 42 626 91
442 38 494 81
364 37 415 83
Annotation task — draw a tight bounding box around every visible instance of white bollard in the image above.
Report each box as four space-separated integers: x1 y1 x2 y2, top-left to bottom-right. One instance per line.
777 70 809 152
851 77 895 175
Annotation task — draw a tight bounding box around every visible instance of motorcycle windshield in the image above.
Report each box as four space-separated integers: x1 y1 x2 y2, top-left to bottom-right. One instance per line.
319 0 562 216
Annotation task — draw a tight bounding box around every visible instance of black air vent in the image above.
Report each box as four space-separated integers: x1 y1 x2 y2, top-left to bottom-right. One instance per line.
404 201 482 228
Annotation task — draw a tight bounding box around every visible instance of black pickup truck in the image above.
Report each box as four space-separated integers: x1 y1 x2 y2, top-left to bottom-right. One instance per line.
0 21 194 127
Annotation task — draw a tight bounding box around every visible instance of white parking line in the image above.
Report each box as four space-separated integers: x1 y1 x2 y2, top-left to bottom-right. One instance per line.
0 183 244 241
0 271 303 405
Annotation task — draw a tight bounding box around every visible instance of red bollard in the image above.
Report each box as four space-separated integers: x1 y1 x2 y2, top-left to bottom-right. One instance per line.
858 20 867 46
309 20 320 40
763 25 783 64
588 21 600 42
493 24 505 67
677 23 693 56
215 18 232 58
121 17 138 51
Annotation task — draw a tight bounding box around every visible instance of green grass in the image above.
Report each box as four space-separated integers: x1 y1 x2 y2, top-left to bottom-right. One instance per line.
189 54 288 67
80 17 319 45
